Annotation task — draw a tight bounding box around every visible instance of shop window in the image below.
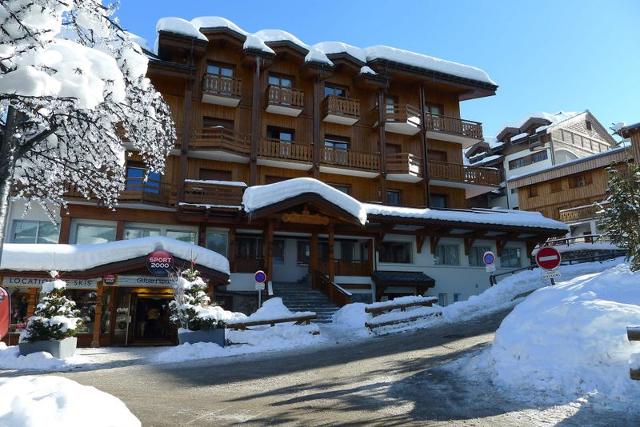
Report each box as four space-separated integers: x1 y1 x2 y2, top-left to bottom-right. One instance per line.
166 229 197 244
469 246 491 267
206 229 228 257
8 289 29 332
435 244 460 265
430 194 448 208
10 219 59 244
66 289 97 334
73 221 117 244
123 226 161 240
500 247 522 268
125 165 161 194
324 83 347 98
379 241 412 264
386 190 402 206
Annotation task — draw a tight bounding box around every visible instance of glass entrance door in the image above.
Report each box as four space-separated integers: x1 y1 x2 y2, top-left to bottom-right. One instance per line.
130 295 173 345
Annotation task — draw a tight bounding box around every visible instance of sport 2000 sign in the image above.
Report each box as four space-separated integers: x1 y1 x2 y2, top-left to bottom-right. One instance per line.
146 250 174 277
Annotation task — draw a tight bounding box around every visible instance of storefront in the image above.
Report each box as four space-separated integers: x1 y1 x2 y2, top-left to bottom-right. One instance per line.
0 237 230 347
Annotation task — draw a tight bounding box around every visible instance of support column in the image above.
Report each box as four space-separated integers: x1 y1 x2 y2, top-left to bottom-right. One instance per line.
26 287 38 318
228 227 236 273
419 85 430 207
91 281 104 348
377 90 387 203
328 223 335 283
312 77 322 178
250 57 262 186
178 79 193 199
263 219 274 281
115 220 125 241
58 213 71 244
198 223 207 247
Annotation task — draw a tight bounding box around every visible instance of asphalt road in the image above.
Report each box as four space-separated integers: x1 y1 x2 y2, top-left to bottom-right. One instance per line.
52 311 637 426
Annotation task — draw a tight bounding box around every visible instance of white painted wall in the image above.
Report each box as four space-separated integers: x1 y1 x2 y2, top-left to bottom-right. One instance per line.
272 238 308 283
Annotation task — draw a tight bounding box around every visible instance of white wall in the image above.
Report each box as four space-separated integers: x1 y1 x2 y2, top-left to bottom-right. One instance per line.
503 147 553 209
272 238 308 283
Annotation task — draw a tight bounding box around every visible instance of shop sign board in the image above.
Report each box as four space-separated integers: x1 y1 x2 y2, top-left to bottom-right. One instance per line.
1 277 98 289
103 274 116 285
147 250 174 277
115 275 175 288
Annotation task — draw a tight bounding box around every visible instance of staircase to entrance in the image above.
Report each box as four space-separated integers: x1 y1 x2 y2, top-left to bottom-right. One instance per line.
272 280 340 323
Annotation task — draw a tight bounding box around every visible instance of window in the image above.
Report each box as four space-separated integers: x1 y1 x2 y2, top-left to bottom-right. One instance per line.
126 165 161 194
379 241 412 263
550 179 563 193
10 220 59 244
430 194 448 208
66 290 97 334
453 293 462 303
331 184 351 194
237 236 263 260
386 143 401 154
386 190 402 206
438 293 448 307
166 229 197 244
268 73 292 88
324 135 349 150
426 104 445 130
123 226 161 240
199 169 232 181
528 186 538 197
508 150 548 170
586 120 593 131
273 239 285 264
267 126 295 142
500 247 522 268
206 229 228 257
206 63 234 78
324 84 347 98
569 173 592 188
428 150 448 162
385 96 397 114
435 244 460 265
426 104 444 116
469 246 491 267
73 221 117 244
340 241 356 262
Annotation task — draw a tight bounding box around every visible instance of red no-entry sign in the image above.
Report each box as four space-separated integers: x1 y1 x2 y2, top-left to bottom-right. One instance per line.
536 246 562 270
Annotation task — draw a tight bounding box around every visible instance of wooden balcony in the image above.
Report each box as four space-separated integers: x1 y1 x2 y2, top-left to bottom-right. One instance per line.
428 160 500 188
265 85 304 117
559 204 601 223
257 139 313 170
181 180 244 207
190 127 250 163
383 103 421 135
319 147 380 178
322 95 360 126
201 74 242 107
386 153 423 183
425 113 483 146
66 177 174 207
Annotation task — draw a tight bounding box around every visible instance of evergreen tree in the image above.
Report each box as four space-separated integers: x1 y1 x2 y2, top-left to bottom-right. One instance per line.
22 272 82 342
170 267 224 331
598 162 640 270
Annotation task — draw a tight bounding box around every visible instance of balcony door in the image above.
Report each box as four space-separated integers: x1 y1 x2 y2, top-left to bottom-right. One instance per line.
205 63 235 95
125 165 161 194
324 135 350 165
426 104 444 130
267 126 295 157
268 74 294 105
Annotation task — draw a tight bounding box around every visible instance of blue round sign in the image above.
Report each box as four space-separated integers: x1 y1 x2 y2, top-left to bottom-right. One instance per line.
254 270 267 283
482 251 495 265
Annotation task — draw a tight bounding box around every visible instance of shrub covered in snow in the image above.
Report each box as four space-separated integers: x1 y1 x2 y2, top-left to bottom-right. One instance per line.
170 267 236 330
478 263 640 404
21 272 82 343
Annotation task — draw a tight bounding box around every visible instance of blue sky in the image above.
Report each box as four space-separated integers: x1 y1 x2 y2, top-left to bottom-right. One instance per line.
117 0 640 138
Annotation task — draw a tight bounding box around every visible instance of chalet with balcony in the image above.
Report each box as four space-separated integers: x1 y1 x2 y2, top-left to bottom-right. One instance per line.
2 16 569 341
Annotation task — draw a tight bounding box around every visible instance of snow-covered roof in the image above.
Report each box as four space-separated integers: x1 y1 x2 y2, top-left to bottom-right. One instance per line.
497 111 581 141
510 132 529 142
0 237 230 275
242 178 367 225
154 16 496 86
470 154 503 166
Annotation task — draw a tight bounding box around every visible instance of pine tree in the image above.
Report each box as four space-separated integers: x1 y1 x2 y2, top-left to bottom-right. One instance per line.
22 272 82 342
170 267 223 331
598 162 640 270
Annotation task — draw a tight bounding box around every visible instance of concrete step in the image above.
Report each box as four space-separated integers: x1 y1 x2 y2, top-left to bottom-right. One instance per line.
272 281 339 324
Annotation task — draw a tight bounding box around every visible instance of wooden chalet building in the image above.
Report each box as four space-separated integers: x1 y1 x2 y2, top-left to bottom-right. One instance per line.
1 17 568 346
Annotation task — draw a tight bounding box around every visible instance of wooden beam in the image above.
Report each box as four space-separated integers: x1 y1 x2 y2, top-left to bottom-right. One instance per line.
310 232 318 274
328 223 335 283
58 213 71 244
419 84 430 206
430 236 441 254
416 235 426 254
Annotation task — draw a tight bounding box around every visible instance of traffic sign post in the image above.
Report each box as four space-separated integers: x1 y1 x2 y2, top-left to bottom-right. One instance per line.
483 251 496 273
535 246 562 285
254 270 267 308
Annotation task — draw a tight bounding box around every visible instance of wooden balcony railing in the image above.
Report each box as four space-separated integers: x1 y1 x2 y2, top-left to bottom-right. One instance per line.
259 139 313 162
321 147 379 171
428 160 500 187
384 103 421 123
311 270 352 307
386 153 422 176
190 126 250 154
181 180 244 207
322 95 360 119
425 113 483 140
559 204 601 222
266 85 304 109
66 177 174 206
202 74 242 98
319 259 373 277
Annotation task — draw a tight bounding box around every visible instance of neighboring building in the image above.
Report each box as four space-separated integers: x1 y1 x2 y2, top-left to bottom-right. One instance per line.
507 146 632 237
618 122 640 161
466 111 618 209
1 16 567 347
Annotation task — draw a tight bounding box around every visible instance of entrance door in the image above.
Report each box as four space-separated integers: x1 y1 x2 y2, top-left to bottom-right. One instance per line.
130 295 173 345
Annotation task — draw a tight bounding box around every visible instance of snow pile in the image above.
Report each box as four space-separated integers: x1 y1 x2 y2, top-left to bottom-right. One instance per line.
332 303 370 337
472 262 640 406
241 297 313 322
313 41 367 63
0 236 230 275
367 295 437 310
0 376 140 427
243 178 367 225
0 343 86 371
243 34 275 54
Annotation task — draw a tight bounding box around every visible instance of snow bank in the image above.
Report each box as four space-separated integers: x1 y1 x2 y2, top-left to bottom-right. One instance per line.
367 295 437 310
0 376 139 427
477 262 640 406
0 343 85 371
243 178 367 225
242 297 313 322
332 303 370 337
0 236 230 275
